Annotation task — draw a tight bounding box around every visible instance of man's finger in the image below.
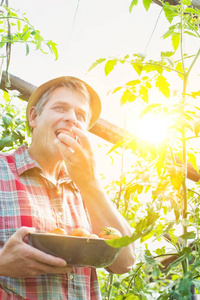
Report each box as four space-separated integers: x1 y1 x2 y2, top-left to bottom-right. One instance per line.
13 226 36 241
54 138 74 160
72 127 92 151
28 244 67 267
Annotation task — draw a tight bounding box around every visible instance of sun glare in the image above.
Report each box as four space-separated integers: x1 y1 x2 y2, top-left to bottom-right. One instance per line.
135 115 170 145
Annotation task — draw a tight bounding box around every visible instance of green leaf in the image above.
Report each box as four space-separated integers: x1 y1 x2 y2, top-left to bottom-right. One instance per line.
123 294 140 300
129 0 138 12
25 43 29 56
188 153 199 173
171 34 180 51
144 249 157 266
104 59 117 76
168 165 184 190
131 62 143 76
134 275 144 291
106 221 154 248
2 114 13 128
126 79 141 86
139 86 148 103
21 28 31 41
155 75 170 98
179 231 196 240
140 231 154 242
161 51 174 57
15 118 25 126
162 56 174 68
47 41 58 60
143 0 152 11
179 277 192 297
145 81 151 89
163 5 176 23
0 136 14 150
121 90 137 105
17 20 21 31
111 86 122 94
162 28 174 39
184 30 198 38
140 103 161 118
88 58 106 72
184 7 198 14
194 121 200 137
175 116 193 132
191 90 200 98
192 279 200 293
105 234 137 248
182 0 192 5
136 184 143 194
107 140 126 155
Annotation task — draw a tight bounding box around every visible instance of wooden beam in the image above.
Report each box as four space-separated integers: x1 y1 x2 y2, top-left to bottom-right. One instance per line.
0 72 134 144
152 0 200 9
89 117 134 144
0 72 200 182
0 72 36 101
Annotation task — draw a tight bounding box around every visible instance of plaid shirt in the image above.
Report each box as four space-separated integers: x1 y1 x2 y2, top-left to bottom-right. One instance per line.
0 145 102 300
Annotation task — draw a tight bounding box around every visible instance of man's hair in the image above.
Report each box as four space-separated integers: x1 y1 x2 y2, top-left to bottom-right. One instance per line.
35 79 91 116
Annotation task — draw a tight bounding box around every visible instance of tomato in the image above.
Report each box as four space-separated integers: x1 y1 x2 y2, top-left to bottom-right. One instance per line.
98 227 122 240
69 228 91 237
48 227 67 235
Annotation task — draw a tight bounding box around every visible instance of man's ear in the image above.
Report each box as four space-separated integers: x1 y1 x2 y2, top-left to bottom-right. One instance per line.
28 106 38 129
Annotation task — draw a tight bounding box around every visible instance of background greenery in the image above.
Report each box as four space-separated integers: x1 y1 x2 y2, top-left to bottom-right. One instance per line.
1 0 200 299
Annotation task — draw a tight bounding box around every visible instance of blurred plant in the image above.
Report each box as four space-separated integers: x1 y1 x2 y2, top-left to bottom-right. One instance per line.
0 90 28 151
0 1 58 86
0 1 58 150
92 0 200 299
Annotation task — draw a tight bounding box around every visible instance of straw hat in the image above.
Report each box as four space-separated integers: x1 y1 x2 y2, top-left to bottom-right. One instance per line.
26 76 101 129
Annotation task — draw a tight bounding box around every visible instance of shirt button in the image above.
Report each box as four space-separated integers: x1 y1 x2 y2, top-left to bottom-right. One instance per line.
69 274 74 280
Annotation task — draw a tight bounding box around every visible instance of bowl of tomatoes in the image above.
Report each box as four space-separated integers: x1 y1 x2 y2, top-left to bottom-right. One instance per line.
27 227 122 268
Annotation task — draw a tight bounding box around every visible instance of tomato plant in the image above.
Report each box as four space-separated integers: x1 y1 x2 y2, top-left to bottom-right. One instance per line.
92 0 200 299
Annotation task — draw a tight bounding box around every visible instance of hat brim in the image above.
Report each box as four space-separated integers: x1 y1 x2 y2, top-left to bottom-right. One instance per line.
26 76 101 129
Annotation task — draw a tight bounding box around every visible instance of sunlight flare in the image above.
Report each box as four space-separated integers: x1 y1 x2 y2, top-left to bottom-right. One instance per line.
136 115 171 145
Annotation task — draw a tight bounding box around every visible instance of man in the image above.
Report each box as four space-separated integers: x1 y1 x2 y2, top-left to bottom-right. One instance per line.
0 76 135 299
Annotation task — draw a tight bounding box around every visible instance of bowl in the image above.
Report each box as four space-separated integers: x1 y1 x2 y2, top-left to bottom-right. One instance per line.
27 233 121 268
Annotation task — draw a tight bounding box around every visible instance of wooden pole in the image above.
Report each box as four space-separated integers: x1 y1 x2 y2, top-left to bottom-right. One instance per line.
0 71 200 182
152 0 200 9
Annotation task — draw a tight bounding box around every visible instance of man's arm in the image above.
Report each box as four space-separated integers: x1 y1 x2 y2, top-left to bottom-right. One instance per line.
80 182 135 274
54 128 135 274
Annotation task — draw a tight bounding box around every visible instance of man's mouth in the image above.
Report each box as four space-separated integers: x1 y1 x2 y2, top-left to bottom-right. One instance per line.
55 129 78 142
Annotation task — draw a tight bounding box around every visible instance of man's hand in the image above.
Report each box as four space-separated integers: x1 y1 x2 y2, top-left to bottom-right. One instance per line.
54 127 97 190
54 127 135 274
0 227 72 278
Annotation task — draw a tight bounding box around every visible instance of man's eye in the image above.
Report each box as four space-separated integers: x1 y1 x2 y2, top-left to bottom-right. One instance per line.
77 114 86 122
55 106 64 111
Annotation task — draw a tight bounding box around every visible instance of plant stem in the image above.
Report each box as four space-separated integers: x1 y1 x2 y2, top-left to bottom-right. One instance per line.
186 47 200 77
107 273 114 300
180 0 188 275
180 2 186 74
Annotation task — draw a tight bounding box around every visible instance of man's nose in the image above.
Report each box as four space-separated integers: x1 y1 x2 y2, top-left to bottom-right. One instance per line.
64 109 77 124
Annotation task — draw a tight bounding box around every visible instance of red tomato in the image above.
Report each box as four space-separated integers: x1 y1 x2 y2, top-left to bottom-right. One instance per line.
69 228 91 237
98 227 122 240
48 227 67 235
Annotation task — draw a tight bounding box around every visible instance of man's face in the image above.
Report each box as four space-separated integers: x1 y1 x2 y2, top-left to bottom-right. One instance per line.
29 86 91 159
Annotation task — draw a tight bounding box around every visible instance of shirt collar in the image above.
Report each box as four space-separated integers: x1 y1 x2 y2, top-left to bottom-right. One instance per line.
14 145 74 185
